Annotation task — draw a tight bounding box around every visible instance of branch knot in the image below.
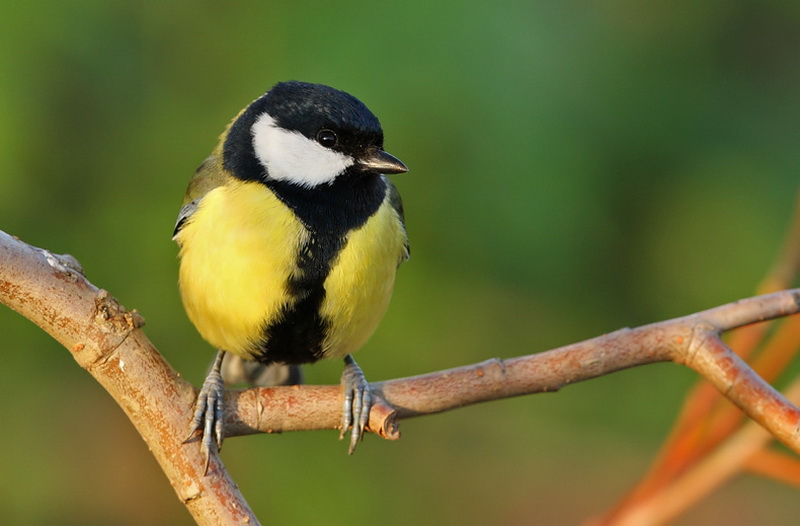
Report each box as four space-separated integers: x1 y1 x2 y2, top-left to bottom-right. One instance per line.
93 289 145 332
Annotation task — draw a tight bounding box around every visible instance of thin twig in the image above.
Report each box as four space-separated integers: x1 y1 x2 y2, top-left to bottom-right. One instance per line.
2 228 800 525
603 376 800 526
745 449 800 487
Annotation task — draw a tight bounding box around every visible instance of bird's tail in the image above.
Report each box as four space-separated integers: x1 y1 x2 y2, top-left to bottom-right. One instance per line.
221 353 303 387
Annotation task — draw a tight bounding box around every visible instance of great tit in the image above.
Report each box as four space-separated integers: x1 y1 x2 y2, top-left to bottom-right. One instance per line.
173 81 409 467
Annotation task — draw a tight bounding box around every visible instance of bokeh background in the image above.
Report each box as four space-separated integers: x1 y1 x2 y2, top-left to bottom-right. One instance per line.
1 2 799 525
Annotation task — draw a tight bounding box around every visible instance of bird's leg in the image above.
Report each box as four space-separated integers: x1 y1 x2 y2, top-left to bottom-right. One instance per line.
186 349 226 474
339 354 372 454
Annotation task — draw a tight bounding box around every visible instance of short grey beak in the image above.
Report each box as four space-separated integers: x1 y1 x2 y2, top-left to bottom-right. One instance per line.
359 149 408 175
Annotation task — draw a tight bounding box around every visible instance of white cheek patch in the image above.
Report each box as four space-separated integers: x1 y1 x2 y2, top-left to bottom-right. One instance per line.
251 114 354 187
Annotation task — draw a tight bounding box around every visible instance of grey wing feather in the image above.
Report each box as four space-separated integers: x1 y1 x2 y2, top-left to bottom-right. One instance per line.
172 155 225 242
384 176 410 261
172 200 199 241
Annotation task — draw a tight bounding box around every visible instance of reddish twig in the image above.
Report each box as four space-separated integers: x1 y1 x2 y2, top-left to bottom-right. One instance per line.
591 190 800 525
745 448 800 487
2 228 800 525
590 377 800 526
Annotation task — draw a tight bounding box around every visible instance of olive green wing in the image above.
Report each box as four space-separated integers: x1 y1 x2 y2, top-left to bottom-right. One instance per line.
385 176 410 262
172 155 227 240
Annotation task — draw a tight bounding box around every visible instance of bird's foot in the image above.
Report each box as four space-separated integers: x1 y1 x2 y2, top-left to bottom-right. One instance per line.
339 355 372 454
186 350 226 474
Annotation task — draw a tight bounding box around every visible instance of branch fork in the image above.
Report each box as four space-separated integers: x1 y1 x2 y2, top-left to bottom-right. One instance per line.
2 227 799 525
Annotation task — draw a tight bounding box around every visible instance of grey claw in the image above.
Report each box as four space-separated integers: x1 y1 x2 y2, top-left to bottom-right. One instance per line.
340 389 353 441
187 350 227 475
340 355 372 454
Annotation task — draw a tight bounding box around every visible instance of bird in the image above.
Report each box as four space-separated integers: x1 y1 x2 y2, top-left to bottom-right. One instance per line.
172 81 409 470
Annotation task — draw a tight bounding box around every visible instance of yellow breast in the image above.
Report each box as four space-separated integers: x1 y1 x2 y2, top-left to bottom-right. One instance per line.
320 199 407 358
175 179 308 357
175 178 407 362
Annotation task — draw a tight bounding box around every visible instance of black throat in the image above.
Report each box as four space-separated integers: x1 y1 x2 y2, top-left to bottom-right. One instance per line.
255 173 387 365
265 173 387 234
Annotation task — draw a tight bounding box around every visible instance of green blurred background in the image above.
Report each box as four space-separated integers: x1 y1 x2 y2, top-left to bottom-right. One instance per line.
1 2 798 525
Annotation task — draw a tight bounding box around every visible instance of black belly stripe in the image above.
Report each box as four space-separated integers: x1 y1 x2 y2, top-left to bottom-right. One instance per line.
256 234 344 364
254 172 387 365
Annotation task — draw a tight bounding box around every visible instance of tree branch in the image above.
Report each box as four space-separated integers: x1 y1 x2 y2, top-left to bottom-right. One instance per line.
227 291 800 456
2 227 800 525
0 231 257 525
588 191 800 526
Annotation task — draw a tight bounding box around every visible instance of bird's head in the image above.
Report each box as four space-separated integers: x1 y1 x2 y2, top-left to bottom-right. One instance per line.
223 81 407 188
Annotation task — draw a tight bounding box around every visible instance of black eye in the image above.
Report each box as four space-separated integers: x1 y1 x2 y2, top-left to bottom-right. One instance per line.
316 129 337 148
